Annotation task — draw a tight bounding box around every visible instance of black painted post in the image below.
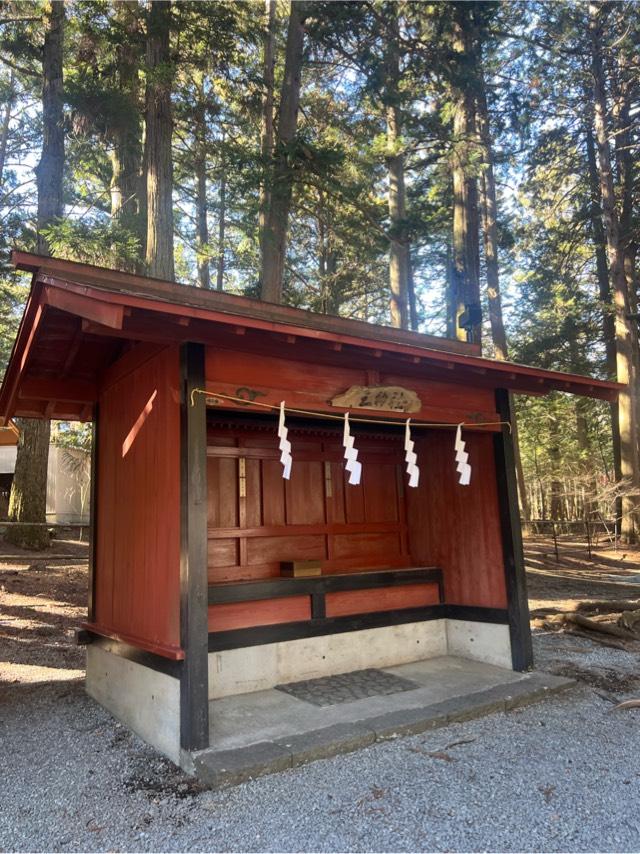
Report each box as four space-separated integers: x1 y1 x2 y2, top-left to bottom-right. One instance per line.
180 342 210 751
493 389 533 671
87 408 99 623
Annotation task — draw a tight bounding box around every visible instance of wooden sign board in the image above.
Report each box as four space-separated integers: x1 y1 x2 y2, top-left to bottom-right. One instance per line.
330 385 421 414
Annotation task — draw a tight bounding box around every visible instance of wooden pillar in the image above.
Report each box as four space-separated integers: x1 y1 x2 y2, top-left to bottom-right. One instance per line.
87 408 98 623
493 389 533 671
179 342 209 751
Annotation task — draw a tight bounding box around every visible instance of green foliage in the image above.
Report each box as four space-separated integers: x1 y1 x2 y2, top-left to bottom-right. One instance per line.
41 218 141 268
0 0 638 521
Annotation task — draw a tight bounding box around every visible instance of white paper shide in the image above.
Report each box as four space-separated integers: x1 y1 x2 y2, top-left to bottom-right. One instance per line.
404 419 420 488
342 413 362 485
454 423 471 485
278 401 292 479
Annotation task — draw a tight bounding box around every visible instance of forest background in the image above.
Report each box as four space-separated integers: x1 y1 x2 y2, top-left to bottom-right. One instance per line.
0 0 638 546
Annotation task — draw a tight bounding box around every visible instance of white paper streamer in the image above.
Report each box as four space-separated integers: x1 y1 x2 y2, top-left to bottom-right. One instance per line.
342 413 362 485
454 423 471 486
404 419 420 488
278 401 292 480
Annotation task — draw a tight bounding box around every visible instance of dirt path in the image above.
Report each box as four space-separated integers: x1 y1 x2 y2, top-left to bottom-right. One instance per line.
0 539 88 685
525 534 640 613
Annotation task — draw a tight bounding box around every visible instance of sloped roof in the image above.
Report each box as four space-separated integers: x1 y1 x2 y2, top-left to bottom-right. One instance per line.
0 251 621 425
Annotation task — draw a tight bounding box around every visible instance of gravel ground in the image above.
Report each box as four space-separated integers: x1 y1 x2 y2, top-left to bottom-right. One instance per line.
1 633 640 853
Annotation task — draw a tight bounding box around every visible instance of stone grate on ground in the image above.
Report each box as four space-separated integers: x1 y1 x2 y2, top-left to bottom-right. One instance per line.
274 667 419 706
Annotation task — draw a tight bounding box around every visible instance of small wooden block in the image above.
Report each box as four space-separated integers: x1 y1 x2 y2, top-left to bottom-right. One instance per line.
280 560 322 578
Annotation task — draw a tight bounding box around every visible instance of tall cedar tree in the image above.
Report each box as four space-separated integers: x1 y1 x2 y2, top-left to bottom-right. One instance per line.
111 1 145 269
145 0 174 280
7 1 64 550
260 1 307 303
450 2 481 344
589 1 640 541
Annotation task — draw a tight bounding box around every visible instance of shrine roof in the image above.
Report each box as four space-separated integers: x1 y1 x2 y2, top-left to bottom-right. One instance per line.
0 251 621 424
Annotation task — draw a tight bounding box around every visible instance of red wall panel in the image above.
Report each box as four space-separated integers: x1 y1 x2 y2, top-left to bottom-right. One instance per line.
208 596 311 632
93 344 181 655
406 430 507 609
325 583 441 618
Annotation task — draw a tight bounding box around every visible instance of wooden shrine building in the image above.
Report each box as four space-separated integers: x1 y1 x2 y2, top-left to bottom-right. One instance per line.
0 252 620 768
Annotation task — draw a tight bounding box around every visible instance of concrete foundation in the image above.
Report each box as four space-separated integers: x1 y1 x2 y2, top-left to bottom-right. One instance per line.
194 658 575 788
86 645 181 764
208 619 512 698
208 620 447 698
84 618 514 774
446 620 513 670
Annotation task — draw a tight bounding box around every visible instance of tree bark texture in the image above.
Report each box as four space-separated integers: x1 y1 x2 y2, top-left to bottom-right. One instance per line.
610 50 640 461
258 0 276 269
7 1 64 551
260 1 306 303
585 117 622 488
216 141 226 291
450 3 481 344
144 0 174 280
7 418 51 549
111 0 145 269
476 70 506 360
195 99 210 289
384 3 409 330
35 0 64 256
589 1 640 542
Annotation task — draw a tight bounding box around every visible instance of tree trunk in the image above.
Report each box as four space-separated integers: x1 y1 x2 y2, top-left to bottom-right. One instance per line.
144 0 174 280
7 419 51 549
216 140 226 291
384 3 409 330
111 0 144 269
477 71 506 361
610 51 640 463
195 99 210 289
450 3 481 344
445 234 455 338
7 1 64 551
260 1 306 303
476 64 530 525
258 0 276 268
0 70 15 188
35 1 64 256
585 117 622 492
589 1 640 542
407 245 419 331
549 435 564 521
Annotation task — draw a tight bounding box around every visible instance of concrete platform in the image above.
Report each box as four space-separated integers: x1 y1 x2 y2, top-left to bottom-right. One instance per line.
191 656 574 788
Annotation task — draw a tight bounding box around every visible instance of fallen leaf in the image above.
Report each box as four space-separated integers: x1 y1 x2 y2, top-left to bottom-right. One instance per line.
427 750 456 762
538 784 556 804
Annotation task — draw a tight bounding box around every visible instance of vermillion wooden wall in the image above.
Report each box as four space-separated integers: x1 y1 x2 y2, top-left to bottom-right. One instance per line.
406 431 508 609
93 344 182 656
205 346 507 630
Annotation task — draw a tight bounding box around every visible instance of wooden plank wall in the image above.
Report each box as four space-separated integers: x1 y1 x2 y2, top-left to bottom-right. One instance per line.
92 344 182 656
406 430 508 608
207 426 411 584
204 348 500 426
205 346 507 630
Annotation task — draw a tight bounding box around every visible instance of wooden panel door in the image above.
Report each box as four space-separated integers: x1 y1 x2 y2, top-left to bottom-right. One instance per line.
207 423 412 584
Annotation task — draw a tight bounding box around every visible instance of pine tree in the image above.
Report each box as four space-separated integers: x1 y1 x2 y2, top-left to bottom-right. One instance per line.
7 0 65 551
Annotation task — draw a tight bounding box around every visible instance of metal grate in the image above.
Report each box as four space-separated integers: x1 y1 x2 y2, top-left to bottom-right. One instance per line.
275 668 419 707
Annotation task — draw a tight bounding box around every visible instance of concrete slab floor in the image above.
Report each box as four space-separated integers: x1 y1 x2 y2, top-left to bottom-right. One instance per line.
194 656 574 787
209 655 552 750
